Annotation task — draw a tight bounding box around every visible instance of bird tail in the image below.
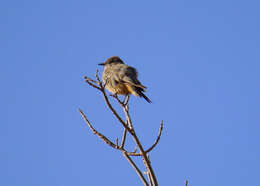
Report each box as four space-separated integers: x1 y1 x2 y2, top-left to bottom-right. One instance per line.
125 83 152 103
136 89 152 103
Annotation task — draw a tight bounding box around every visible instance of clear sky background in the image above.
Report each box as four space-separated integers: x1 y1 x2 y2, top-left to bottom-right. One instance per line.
1 0 259 186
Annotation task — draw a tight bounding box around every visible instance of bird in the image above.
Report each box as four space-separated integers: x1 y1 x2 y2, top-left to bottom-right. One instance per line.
98 56 151 103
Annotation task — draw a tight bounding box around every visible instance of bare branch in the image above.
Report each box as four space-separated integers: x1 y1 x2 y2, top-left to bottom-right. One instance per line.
116 138 119 147
123 152 149 186
147 171 153 186
95 69 102 85
111 94 126 107
84 76 98 84
124 95 130 106
146 121 163 153
81 72 163 186
79 108 144 156
120 128 127 148
124 121 163 156
113 98 158 185
79 108 119 150
79 108 150 185
143 154 154 186
84 76 101 90
122 103 133 129
143 171 153 186
128 124 158 184
100 85 133 133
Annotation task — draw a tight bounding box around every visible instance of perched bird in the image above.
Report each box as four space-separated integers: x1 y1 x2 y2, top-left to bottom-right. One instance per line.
99 56 151 103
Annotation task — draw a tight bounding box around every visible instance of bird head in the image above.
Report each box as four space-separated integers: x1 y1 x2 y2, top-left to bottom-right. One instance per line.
98 56 124 66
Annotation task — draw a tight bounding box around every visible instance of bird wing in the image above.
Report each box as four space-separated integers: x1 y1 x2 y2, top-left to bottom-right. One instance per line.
121 66 147 90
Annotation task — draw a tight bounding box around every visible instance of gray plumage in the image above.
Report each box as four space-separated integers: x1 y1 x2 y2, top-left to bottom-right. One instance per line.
99 56 151 103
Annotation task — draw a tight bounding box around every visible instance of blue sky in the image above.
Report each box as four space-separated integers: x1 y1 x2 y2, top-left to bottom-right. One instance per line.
1 0 259 186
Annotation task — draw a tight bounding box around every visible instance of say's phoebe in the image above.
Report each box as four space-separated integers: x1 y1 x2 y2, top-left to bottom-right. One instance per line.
99 56 151 103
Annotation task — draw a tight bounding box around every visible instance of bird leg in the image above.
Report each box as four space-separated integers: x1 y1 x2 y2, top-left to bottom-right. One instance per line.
109 93 118 98
110 93 125 105
123 95 130 106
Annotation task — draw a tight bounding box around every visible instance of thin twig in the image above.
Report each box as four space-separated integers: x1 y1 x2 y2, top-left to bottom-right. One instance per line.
124 95 130 106
79 108 146 156
117 101 158 186
112 94 126 107
116 138 119 147
123 103 133 129
84 76 101 90
84 76 98 84
79 108 119 149
145 121 163 153
143 157 153 186
80 108 149 185
120 128 127 148
123 152 149 186
113 95 134 129
147 171 153 186
133 136 157 186
122 121 163 156
129 124 157 184
111 92 159 185
100 87 133 133
95 69 102 85
143 155 154 186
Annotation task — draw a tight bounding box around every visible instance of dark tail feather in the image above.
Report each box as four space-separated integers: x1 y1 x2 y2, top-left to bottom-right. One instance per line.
138 91 152 103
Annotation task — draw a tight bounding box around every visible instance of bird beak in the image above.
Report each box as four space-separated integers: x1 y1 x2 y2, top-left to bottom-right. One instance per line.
98 63 105 66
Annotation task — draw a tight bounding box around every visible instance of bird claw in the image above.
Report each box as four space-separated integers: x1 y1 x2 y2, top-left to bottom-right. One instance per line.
109 93 118 98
